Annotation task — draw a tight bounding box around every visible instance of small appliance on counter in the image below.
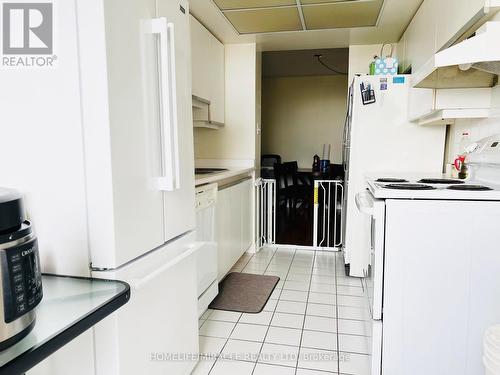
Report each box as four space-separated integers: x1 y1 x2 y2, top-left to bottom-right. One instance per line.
321 144 331 174
312 154 321 173
0 188 43 350
454 132 480 179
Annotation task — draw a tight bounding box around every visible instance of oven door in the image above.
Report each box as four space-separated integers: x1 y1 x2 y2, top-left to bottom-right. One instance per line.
355 190 385 321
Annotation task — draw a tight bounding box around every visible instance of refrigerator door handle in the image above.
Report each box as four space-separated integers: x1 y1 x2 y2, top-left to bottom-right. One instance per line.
150 18 180 192
166 22 181 190
129 242 202 291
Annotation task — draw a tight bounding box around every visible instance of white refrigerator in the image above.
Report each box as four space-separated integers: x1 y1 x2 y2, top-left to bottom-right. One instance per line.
0 0 199 374
342 75 446 277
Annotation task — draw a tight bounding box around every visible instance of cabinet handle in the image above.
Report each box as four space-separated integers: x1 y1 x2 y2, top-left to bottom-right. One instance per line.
149 18 180 192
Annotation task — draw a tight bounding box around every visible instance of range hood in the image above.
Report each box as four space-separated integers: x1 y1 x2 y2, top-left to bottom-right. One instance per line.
409 87 493 126
413 22 500 89
192 95 224 130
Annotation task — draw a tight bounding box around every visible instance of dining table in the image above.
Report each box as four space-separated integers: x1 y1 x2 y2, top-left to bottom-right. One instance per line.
297 168 340 184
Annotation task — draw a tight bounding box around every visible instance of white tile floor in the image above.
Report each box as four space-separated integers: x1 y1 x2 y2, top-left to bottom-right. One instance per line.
194 247 372 375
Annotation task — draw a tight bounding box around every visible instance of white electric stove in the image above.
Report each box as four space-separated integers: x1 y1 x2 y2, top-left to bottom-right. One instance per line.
366 174 500 200
357 134 500 375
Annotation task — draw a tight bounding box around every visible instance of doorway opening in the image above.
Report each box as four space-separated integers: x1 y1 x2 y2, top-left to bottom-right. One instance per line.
258 48 349 249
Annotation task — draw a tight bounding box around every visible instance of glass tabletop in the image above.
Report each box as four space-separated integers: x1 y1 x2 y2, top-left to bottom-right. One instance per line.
0 274 129 374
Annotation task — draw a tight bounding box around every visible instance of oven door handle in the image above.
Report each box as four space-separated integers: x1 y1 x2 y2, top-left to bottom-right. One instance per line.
356 191 374 216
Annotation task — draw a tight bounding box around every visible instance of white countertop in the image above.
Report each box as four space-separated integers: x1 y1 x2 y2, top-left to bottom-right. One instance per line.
195 167 255 186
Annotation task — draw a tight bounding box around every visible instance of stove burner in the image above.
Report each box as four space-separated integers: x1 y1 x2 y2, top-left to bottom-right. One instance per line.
384 183 436 190
447 185 493 191
376 178 409 183
418 178 465 185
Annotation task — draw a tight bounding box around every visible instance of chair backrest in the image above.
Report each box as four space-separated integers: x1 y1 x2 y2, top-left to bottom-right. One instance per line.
274 163 290 191
261 154 282 168
283 161 299 186
329 164 345 181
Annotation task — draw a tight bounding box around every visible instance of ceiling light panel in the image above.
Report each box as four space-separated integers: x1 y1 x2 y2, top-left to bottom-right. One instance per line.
224 7 303 34
300 0 362 4
214 0 296 11
302 0 383 29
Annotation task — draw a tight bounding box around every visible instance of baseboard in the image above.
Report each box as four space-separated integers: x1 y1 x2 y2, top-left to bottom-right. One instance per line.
274 244 341 252
246 242 257 254
198 281 218 318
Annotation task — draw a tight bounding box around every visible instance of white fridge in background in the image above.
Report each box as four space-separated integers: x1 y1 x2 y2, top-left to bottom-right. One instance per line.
342 75 446 277
0 0 200 374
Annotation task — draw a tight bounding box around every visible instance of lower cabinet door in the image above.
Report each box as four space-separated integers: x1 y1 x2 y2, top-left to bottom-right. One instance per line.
216 187 230 280
240 179 253 253
216 178 254 280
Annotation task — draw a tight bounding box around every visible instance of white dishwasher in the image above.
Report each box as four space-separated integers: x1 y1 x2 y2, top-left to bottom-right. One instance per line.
195 183 219 317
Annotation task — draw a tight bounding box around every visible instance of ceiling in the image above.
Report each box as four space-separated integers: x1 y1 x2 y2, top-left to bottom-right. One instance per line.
262 49 349 77
189 0 424 51
215 0 384 34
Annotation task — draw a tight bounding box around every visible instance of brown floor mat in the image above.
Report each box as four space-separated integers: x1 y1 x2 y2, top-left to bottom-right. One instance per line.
209 272 280 314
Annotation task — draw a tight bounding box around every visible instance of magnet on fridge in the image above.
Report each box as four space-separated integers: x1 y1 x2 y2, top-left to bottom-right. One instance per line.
380 78 388 91
393 76 405 84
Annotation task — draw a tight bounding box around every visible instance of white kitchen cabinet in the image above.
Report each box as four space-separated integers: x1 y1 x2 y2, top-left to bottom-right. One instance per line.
190 15 225 125
403 0 437 74
396 33 409 74
216 178 254 280
401 0 500 75
240 179 253 254
435 0 492 50
216 187 229 280
208 33 225 124
190 16 211 102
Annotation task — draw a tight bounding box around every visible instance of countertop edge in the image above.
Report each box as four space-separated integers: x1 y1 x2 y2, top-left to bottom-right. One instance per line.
0 275 130 375
195 167 255 187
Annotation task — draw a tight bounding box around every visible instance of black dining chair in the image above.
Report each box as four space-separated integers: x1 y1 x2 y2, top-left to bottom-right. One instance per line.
275 162 312 215
261 154 281 179
329 164 345 181
274 163 290 209
288 162 313 211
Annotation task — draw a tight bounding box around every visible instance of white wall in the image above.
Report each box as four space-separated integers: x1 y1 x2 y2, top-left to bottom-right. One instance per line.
348 44 385 83
446 86 500 166
261 75 348 168
255 51 262 173
194 43 257 163
0 0 96 373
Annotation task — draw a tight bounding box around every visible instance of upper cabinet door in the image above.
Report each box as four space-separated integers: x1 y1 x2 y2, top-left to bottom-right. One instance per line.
156 0 196 241
190 15 225 125
208 34 225 124
404 0 437 73
190 15 211 101
435 0 488 50
98 0 165 268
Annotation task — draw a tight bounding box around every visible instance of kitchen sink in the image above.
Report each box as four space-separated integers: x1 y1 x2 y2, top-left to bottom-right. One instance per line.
195 168 229 175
